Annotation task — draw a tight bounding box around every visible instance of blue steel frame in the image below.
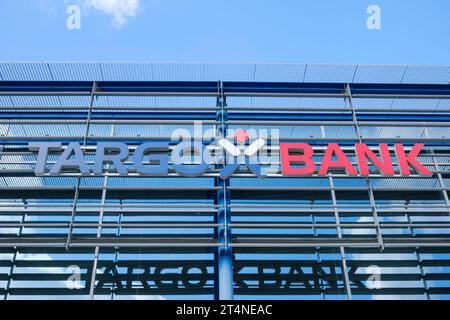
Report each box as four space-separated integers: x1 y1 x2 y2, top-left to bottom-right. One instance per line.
2 81 450 94
1 78 450 300
214 82 233 299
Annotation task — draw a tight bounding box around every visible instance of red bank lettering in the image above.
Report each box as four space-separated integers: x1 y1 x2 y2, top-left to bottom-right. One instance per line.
280 143 432 177
395 144 432 177
356 143 394 176
280 143 315 176
318 143 358 176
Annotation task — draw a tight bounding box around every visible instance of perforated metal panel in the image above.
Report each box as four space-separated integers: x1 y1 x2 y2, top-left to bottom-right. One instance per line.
0 63 449 300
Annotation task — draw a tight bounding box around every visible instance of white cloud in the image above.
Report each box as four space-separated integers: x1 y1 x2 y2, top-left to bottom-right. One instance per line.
23 0 141 28
81 0 140 28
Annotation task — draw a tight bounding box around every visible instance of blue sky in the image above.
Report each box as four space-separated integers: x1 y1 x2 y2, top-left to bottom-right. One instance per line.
0 0 449 64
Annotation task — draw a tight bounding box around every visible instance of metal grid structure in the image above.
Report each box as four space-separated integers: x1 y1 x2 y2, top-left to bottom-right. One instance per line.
0 62 450 300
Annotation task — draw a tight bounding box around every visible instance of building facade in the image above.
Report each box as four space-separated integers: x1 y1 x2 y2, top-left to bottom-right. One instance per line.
0 62 450 300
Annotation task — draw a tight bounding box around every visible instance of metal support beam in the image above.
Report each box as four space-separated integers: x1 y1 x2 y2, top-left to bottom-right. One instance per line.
319 118 353 299
89 124 115 299
346 84 384 250
328 176 353 300
65 81 97 250
214 81 234 300
111 207 123 300
406 212 430 300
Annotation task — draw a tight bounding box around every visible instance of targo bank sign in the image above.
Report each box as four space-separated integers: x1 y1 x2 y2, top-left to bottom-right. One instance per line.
27 127 433 178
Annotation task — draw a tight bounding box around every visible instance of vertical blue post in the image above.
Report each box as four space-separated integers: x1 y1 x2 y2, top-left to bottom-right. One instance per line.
216 177 233 299
214 82 234 300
